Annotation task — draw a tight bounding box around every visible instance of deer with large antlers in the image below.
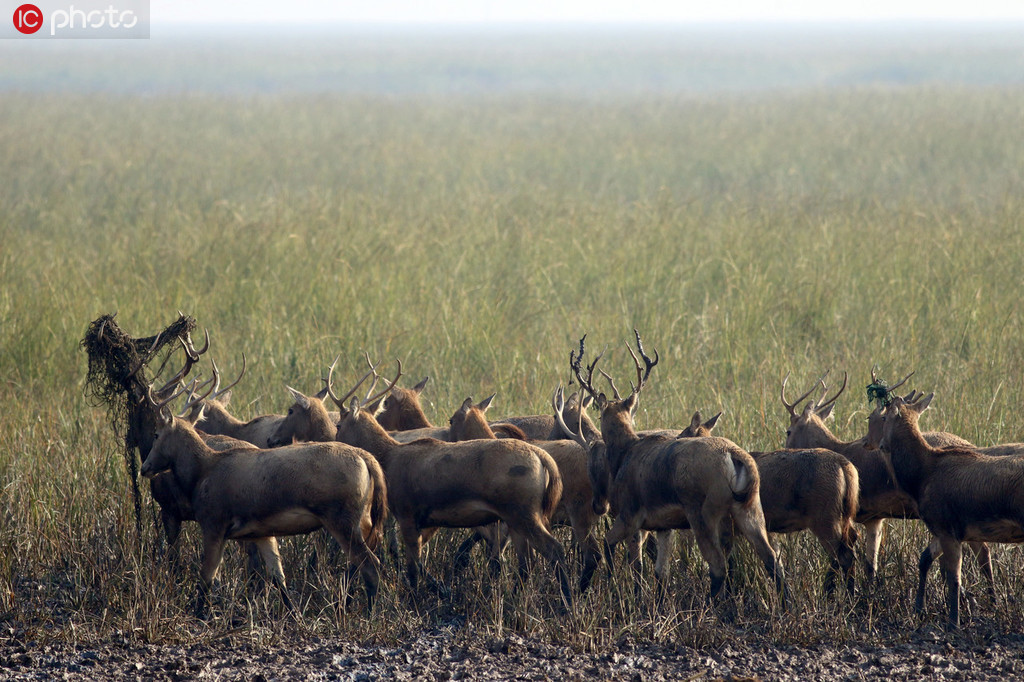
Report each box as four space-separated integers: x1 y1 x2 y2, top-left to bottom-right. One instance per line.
325 360 574 607
140 331 226 562
782 370 915 583
371 374 595 444
868 393 1024 628
267 354 402 447
447 394 604 592
186 355 308 449
570 331 787 609
863 378 1024 613
784 370 998 593
140 380 388 618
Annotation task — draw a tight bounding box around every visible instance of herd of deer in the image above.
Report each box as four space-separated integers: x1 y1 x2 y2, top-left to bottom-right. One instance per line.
133 328 1024 629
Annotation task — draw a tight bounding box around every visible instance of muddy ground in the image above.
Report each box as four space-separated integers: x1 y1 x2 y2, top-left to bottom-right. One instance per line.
3 623 1024 681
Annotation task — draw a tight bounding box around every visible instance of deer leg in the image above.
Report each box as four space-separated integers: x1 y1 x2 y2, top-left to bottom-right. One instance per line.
254 537 293 612
161 511 183 568
485 523 510 577
967 541 996 605
832 527 858 597
861 519 884 584
731 503 787 611
324 516 381 614
603 516 635 575
452 529 485 574
938 537 963 629
653 530 675 601
573 514 602 593
512 519 573 609
399 523 423 592
626 531 645 603
690 515 729 605
196 532 227 620
916 536 941 613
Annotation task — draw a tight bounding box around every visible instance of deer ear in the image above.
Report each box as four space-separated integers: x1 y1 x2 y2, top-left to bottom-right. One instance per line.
313 386 330 401
286 385 310 410
623 392 639 414
414 376 429 393
185 404 205 426
460 397 474 412
218 390 232 406
581 394 594 409
158 407 174 429
913 392 934 414
478 393 495 412
816 402 836 421
705 411 722 431
690 412 702 430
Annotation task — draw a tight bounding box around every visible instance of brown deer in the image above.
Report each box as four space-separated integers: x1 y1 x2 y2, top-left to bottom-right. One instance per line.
140 331 221 562
267 355 398 447
369 375 452 443
863 384 1001 613
678 411 860 594
188 355 291 448
487 390 602 442
871 393 1024 628
785 371 995 597
782 371 916 582
140 386 387 618
329 365 574 607
447 395 604 592
371 374 595 443
571 332 787 609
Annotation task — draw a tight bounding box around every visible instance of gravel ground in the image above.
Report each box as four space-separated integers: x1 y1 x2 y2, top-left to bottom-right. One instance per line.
3 623 1024 681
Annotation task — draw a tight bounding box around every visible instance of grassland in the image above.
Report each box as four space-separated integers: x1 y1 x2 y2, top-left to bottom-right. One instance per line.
2 33 1024 653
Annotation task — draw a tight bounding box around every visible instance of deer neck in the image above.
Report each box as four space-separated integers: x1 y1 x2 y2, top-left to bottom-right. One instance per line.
340 414 399 459
202 401 244 430
169 424 217 495
463 412 495 440
580 411 602 443
794 420 848 452
306 401 339 442
401 410 432 430
600 413 639 478
884 418 933 501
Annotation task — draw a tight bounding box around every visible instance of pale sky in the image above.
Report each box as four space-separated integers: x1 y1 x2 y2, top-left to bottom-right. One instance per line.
154 0 1024 25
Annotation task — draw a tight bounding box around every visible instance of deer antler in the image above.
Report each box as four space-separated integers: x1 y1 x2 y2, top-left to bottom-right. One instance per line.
180 328 210 362
625 329 659 396
325 354 381 410
781 371 828 417
362 358 403 408
570 334 604 403
210 354 246 400
553 385 589 450
146 368 214 414
598 369 622 400
815 371 848 413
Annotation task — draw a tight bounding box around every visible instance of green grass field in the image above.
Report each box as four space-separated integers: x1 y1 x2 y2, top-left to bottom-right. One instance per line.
2 29 1024 646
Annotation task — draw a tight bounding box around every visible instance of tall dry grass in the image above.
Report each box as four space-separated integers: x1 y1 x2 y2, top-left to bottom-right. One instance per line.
1 85 1023 645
